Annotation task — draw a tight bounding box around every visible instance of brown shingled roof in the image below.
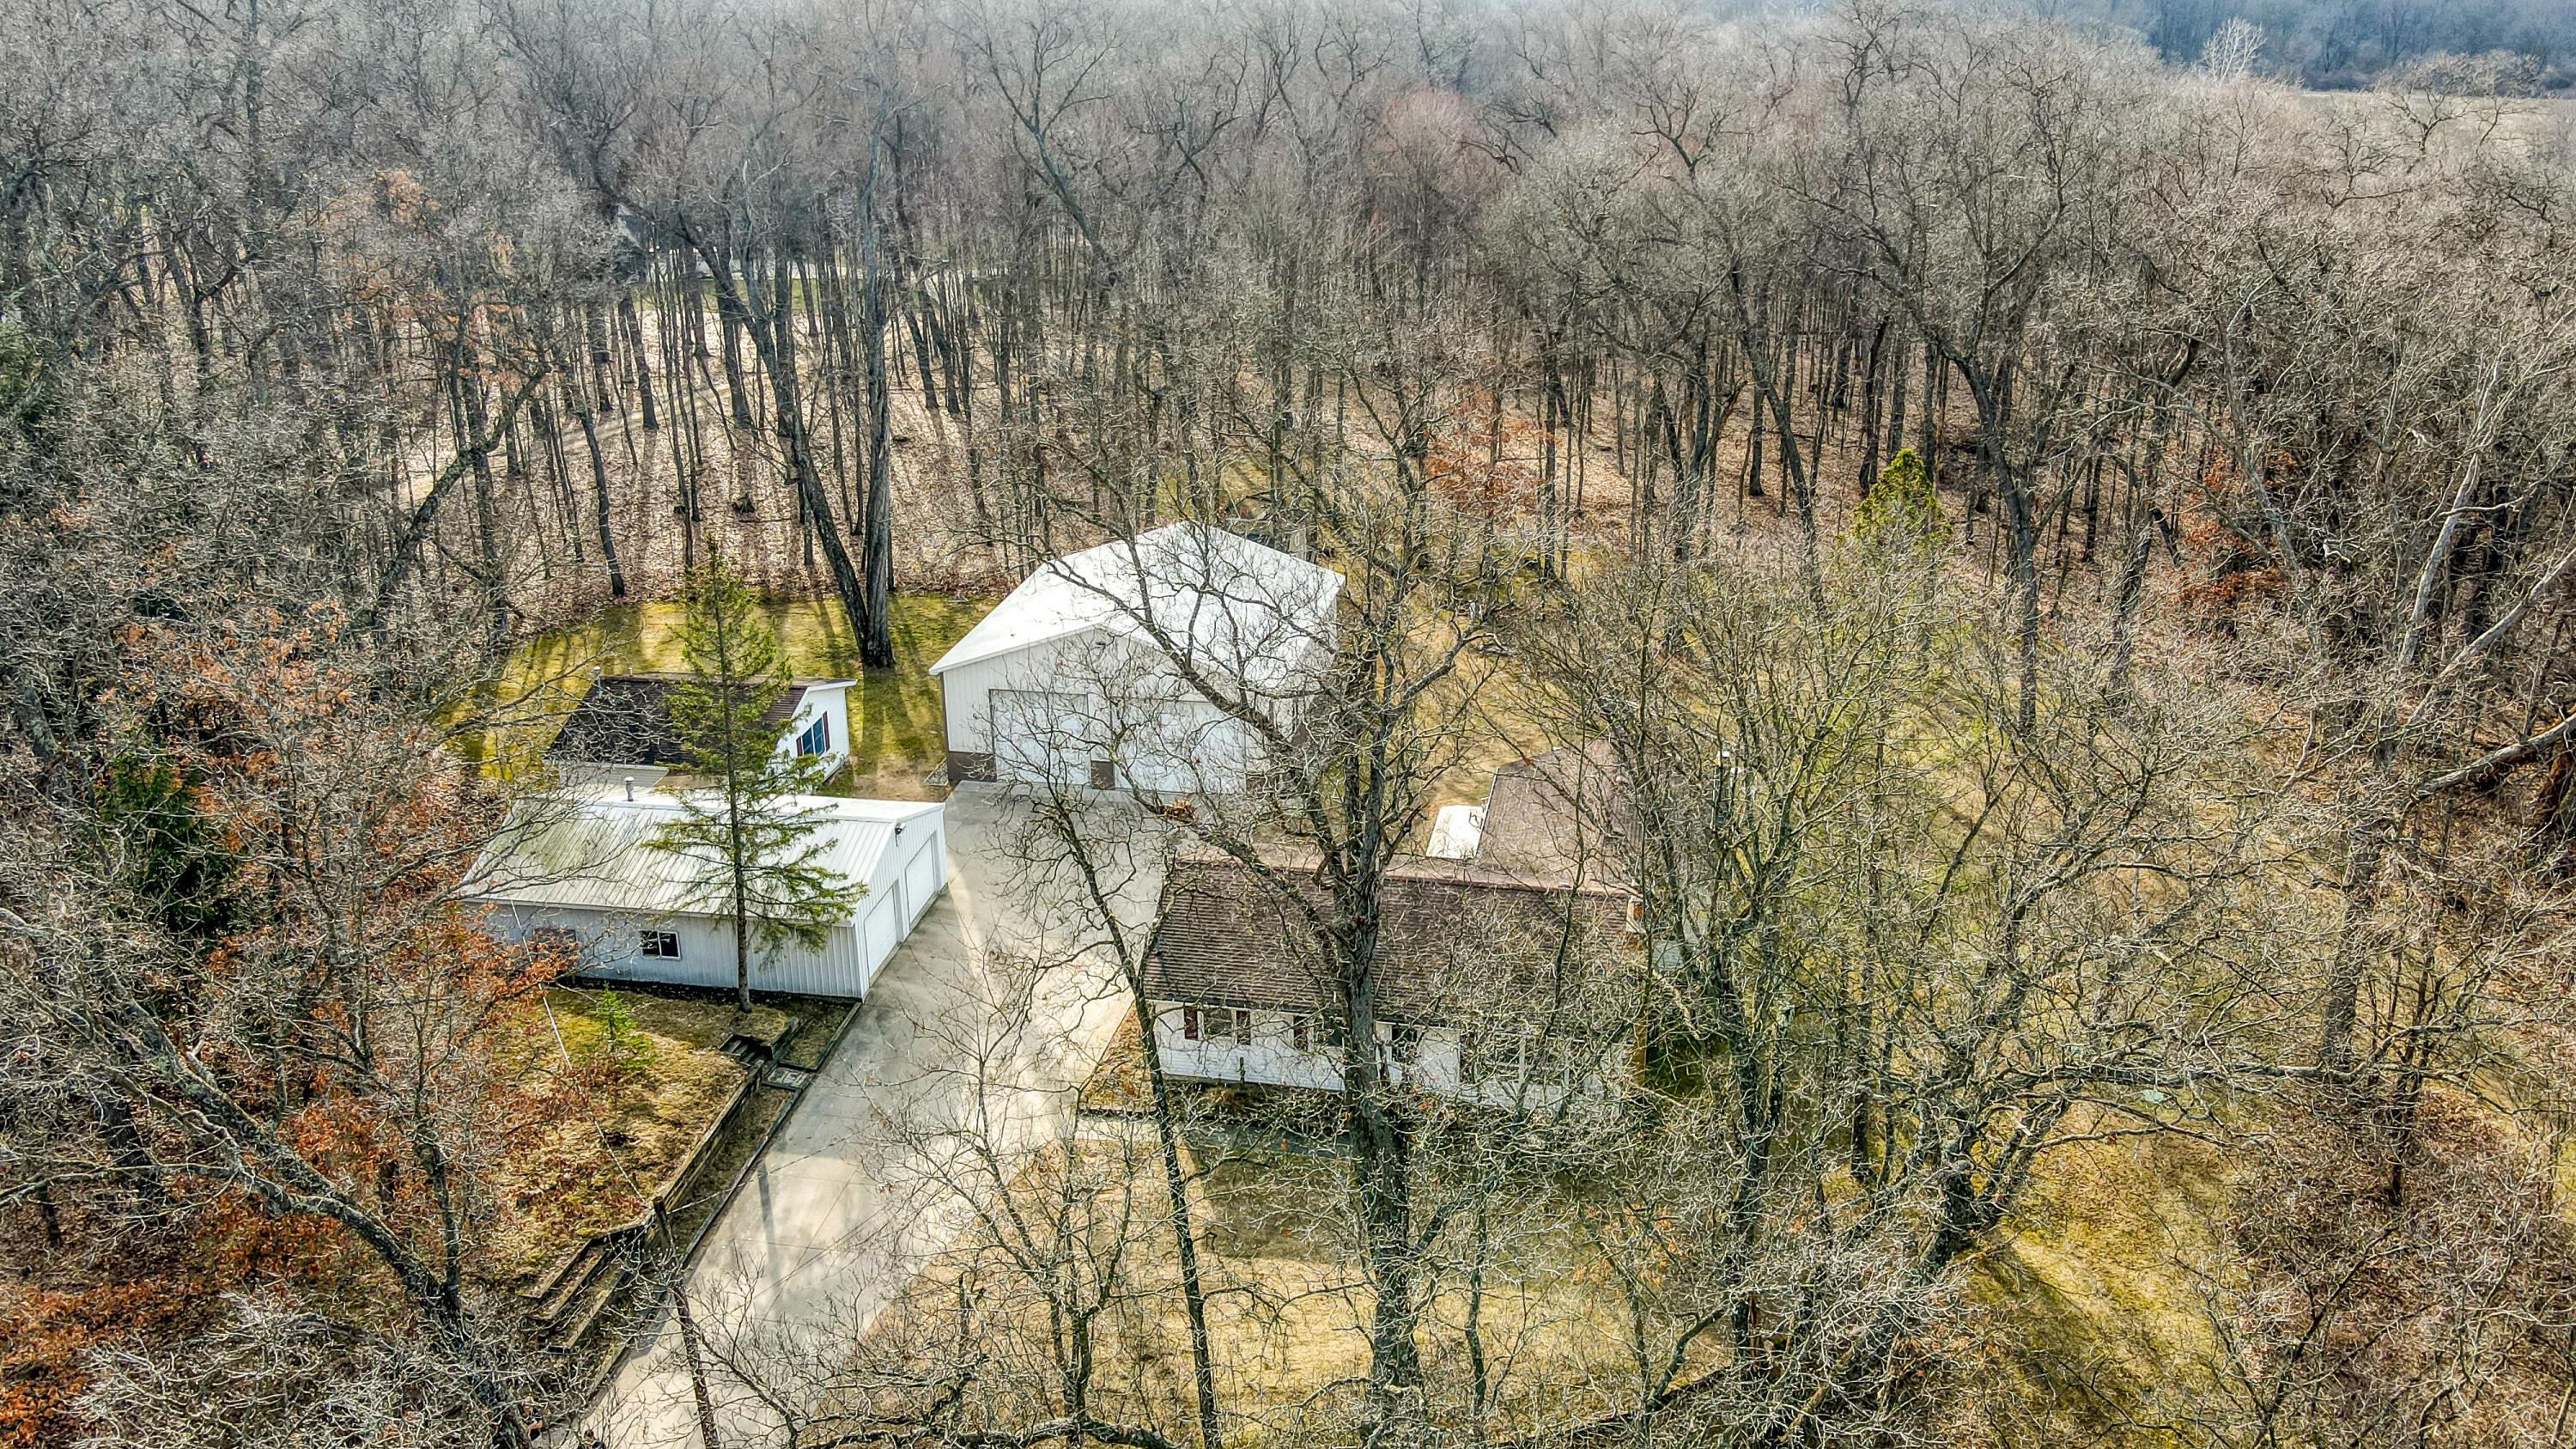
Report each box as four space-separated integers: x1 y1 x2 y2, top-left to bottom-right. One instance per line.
1477 739 1635 880
1143 853 1631 1025
544 673 812 769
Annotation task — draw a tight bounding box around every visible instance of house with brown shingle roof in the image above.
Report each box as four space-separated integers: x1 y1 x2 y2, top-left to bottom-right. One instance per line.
544 672 854 790
1142 852 1639 1105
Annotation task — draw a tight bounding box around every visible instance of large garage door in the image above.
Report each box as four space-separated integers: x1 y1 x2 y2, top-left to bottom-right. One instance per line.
991 689 1091 785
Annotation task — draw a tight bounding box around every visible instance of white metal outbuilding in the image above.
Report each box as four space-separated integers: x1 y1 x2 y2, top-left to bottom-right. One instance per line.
930 523 1342 794
459 791 947 999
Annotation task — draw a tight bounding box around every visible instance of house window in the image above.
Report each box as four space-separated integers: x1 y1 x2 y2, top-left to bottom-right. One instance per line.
1231 1008 1254 1045
640 930 680 959
1290 1014 1312 1052
1090 758 1117 790
1388 1023 1420 1064
1182 1007 1201 1042
797 716 831 758
1459 1030 1480 1083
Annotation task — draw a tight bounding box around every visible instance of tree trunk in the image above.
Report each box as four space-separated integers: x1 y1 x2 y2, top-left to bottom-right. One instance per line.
620 292 659 431
692 234 872 638
856 192 896 667
570 376 627 599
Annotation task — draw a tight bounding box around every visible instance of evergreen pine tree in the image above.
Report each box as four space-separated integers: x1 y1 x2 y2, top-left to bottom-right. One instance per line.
1855 447 1950 549
647 555 863 1010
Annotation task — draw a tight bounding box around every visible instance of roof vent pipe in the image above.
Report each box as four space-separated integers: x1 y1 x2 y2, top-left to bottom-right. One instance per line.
624 775 635 802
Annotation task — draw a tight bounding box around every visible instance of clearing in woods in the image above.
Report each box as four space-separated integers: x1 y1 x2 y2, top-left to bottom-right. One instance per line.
477 592 993 797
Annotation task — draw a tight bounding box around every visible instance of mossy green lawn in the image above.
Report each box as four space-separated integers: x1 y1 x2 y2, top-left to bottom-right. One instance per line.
481 592 993 795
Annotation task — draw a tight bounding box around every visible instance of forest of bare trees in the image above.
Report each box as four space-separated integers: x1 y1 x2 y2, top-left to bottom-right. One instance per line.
6 0 2576 1442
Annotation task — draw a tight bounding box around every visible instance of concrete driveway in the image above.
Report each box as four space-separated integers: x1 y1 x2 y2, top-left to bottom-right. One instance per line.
585 785 1160 1446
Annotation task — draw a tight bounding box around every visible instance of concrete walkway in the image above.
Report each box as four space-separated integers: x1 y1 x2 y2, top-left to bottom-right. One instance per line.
585 786 1158 1446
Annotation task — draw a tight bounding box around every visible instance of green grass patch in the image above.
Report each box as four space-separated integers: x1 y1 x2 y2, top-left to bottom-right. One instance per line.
480 592 993 789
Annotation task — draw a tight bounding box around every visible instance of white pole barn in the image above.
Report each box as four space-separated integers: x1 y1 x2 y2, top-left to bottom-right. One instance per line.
460 792 947 999
929 523 1341 794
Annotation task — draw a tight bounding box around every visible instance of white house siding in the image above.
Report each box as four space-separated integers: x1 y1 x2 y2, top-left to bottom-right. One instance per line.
1149 1003 1616 1110
938 636 1088 761
944 636 1125 788
1152 1004 1345 1091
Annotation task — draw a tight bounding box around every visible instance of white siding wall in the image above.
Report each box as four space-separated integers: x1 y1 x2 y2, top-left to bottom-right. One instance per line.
775 686 854 777
485 902 867 996
1149 1002 1619 1109
944 632 1303 795
1152 1004 1345 1090
481 812 949 999
940 636 1091 756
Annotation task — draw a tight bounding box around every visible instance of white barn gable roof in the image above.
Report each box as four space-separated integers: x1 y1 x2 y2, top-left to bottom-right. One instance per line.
931 523 1341 687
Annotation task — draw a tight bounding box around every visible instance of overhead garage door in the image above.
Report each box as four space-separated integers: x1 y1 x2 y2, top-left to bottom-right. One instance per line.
991 689 1091 785
864 897 898 967
903 831 943 926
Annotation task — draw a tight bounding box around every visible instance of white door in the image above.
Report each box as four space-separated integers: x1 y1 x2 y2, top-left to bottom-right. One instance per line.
991 688 1091 785
865 898 897 965
904 837 942 924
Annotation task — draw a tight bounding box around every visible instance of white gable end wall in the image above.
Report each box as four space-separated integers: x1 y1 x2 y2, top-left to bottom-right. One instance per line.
944 630 1298 794
775 683 854 777
933 525 1340 795
938 632 1095 758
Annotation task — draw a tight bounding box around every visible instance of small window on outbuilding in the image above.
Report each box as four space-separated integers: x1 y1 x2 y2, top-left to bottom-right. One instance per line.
641 930 680 959
1289 1014 1312 1052
1090 758 1117 790
797 717 831 758
1231 1008 1255 1045
1182 1006 1201 1041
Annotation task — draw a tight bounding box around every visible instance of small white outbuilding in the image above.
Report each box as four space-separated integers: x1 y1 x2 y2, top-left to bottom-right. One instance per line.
930 523 1342 795
544 673 856 791
459 792 946 999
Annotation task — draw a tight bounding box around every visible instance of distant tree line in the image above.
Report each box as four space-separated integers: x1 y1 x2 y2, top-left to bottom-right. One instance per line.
2079 0 2576 88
